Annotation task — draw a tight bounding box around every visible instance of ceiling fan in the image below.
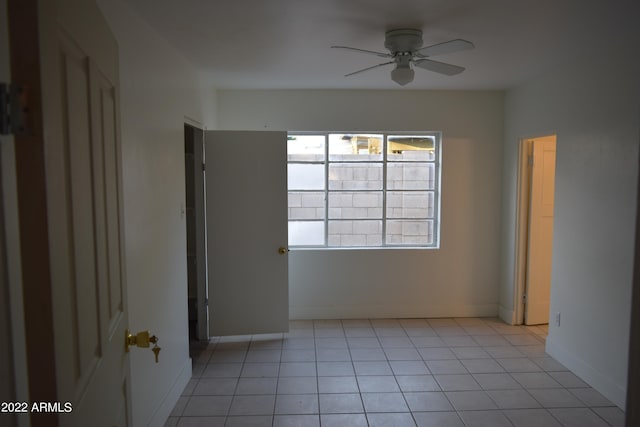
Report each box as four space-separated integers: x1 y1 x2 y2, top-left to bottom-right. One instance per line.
332 29 474 86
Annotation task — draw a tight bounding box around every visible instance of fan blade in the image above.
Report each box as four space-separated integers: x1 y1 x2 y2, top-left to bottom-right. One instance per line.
415 39 474 57
344 61 395 77
331 46 392 58
414 58 465 76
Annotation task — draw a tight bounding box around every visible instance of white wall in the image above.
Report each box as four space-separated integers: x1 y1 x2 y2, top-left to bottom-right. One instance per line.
217 90 504 319
500 43 640 408
96 1 215 425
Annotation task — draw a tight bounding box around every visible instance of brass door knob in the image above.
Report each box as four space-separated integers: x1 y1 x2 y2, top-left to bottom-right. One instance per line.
125 329 161 363
125 329 156 349
278 247 289 254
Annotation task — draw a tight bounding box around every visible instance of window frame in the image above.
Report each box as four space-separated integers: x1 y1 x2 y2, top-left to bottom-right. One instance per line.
287 131 442 249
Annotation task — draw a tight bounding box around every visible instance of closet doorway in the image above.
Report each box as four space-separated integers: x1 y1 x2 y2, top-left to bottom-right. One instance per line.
515 135 557 325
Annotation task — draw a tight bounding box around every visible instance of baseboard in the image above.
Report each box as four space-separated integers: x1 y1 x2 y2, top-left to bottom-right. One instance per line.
499 305 516 325
148 357 192 427
290 304 498 320
546 334 626 409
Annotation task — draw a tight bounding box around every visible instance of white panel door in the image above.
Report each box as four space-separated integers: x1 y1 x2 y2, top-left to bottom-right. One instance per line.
205 130 289 336
37 0 130 425
525 136 557 325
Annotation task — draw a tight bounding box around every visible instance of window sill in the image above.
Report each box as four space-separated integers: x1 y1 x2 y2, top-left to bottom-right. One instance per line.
289 246 439 251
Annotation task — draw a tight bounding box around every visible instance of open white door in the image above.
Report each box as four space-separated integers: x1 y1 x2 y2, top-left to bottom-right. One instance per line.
43 1 131 425
525 136 557 325
9 0 131 425
205 130 289 336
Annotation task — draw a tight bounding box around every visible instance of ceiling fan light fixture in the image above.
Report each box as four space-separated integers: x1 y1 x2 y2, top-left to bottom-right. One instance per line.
391 55 414 86
391 66 414 86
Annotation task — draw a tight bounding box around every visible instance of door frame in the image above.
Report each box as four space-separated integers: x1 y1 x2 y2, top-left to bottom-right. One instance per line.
184 121 209 341
626 119 640 426
7 2 60 426
513 138 533 325
1 1 30 426
513 134 556 325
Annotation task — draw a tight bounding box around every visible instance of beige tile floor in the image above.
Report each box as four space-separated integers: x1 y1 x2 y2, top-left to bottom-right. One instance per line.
165 318 624 427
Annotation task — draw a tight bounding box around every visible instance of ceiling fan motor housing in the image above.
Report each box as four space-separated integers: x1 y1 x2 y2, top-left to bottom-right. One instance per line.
384 29 423 53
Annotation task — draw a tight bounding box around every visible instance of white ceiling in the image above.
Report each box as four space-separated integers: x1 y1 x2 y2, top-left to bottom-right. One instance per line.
122 0 638 90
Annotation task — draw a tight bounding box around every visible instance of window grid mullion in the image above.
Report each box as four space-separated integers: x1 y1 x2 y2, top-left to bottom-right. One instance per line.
382 136 388 246
324 133 329 247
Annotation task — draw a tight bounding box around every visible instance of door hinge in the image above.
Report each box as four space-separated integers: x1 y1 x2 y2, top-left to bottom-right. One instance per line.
522 293 527 303
0 83 28 136
202 163 206 171
527 155 534 167
204 297 209 307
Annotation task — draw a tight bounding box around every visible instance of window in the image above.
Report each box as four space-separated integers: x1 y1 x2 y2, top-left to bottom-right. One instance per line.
288 132 440 248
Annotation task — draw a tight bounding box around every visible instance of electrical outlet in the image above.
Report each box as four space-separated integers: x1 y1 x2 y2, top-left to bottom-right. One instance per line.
554 312 561 327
